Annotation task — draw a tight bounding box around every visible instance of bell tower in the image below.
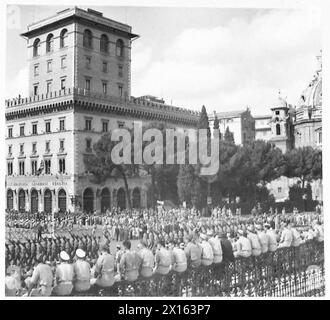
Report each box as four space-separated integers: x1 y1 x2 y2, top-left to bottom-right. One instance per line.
269 91 293 153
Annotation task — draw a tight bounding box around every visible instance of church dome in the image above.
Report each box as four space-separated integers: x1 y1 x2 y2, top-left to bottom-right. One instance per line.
298 55 322 108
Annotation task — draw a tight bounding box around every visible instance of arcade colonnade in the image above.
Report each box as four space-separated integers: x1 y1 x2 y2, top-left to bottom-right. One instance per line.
6 186 146 213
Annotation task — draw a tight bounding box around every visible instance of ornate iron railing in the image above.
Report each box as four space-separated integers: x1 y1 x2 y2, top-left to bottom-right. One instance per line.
76 240 324 297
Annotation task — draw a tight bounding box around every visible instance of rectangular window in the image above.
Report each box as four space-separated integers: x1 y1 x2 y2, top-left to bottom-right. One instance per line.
102 82 107 95
86 139 91 150
118 121 124 128
102 121 108 133
34 85 38 96
45 141 50 152
31 160 38 175
34 64 39 76
32 123 37 135
61 78 66 90
59 119 65 131
20 126 25 136
20 144 24 154
275 110 280 115
86 57 91 69
7 162 13 176
60 139 65 151
32 142 37 153
47 60 52 72
118 65 123 77
8 127 13 138
46 81 52 94
59 158 66 174
102 61 108 73
118 85 123 97
45 121 51 133
8 145 12 155
45 159 51 174
61 56 66 68
85 79 91 91
319 131 322 144
85 119 92 131
19 161 25 175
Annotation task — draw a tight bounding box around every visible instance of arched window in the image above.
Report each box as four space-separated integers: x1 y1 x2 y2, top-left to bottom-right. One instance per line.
276 124 281 136
83 29 93 49
116 39 124 57
100 34 109 53
30 189 38 213
132 188 141 209
83 188 94 213
101 188 110 213
46 34 54 53
60 29 68 48
19 189 26 213
58 189 67 212
7 189 14 211
33 38 40 57
117 188 126 210
44 189 52 213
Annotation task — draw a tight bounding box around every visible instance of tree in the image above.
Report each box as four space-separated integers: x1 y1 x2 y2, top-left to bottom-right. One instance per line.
84 131 136 209
284 146 319 188
224 127 235 144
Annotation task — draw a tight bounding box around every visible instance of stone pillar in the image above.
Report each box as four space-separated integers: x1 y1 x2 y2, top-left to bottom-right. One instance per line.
52 189 57 213
25 189 30 212
127 189 133 209
13 189 18 211
38 189 43 212
113 189 117 208
95 188 101 214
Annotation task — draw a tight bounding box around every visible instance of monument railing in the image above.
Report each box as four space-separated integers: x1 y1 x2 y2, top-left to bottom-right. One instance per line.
78 240 324 297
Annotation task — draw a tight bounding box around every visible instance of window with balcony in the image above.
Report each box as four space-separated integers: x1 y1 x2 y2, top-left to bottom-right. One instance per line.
59 158 66 173
45 159 51 174
31 160 38 175
19 161 25 175
7 162 13 176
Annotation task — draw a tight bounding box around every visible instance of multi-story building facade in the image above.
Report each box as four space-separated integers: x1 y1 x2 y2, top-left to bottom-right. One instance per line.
208 108 255 145
254 115 271 141
5 7 199 214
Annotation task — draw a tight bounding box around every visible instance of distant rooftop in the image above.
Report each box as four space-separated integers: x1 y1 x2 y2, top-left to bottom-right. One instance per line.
21 7 138 39
209 109 250 119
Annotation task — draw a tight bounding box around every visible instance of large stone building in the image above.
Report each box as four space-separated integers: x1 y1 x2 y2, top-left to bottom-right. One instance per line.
209 108 255 145
254 115 271 141
5 7 199 214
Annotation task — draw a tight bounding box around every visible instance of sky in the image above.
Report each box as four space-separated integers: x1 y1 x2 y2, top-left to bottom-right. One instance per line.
5 4 321 116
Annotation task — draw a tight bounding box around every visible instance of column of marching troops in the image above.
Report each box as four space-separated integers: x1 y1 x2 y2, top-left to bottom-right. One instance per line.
5 208 324 296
